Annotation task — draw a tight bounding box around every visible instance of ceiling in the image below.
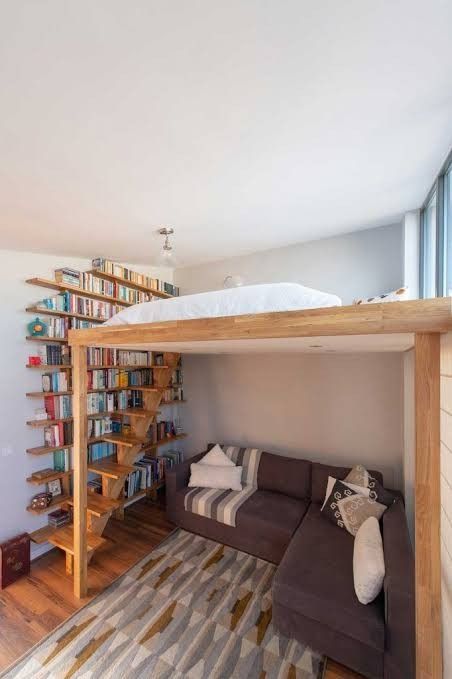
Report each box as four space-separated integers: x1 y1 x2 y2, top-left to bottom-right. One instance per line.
1 1 451 268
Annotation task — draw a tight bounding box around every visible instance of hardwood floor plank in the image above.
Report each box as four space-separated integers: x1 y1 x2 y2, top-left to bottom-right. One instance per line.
0 499 360 678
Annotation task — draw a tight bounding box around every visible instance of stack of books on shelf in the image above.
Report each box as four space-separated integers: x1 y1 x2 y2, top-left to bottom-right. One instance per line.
162 386 184 402
88 417 112 439
87 478 103 494
37 291 124 320
171 368 183 385
45 422 73 448
42 371 69 393
158 449 183 475
86 348 150 367
28 345 70 366
88 442 115 463
55 268 81 286
87 391 128 415
53 449 71 471
48 508 71 528
87 368 154 390
44 394 72 419
92 257 180 297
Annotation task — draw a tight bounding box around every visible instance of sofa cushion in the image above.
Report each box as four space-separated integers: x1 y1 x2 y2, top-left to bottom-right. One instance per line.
273 503 385 651
311 462 384 504
257 452 311 500
174 486 308 562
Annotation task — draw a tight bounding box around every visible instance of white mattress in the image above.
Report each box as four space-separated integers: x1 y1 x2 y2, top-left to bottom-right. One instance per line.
104 283 342 326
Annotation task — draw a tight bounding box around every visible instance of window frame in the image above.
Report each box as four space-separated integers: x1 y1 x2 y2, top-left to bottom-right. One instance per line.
420 147 452 298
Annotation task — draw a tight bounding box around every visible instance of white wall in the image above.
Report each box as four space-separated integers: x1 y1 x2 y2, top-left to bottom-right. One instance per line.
183 353 404 489
175 222 404 304
0 249 172 555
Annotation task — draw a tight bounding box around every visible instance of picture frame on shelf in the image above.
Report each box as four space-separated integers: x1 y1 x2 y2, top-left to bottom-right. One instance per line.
47 478 62 497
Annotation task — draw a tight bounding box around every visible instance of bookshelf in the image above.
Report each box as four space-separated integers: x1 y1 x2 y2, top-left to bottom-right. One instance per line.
25 260 186 567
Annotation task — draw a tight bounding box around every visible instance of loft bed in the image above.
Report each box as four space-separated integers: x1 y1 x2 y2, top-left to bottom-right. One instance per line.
67 296 452 678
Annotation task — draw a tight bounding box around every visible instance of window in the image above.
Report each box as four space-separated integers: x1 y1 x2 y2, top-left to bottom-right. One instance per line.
420 148 452 298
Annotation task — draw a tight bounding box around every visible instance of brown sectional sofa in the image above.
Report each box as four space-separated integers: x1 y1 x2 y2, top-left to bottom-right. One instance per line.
166 450 415 679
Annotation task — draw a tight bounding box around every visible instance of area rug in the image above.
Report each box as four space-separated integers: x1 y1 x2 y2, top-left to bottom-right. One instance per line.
4 529 326 678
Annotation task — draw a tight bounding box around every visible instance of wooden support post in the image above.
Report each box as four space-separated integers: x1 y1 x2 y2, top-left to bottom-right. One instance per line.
72 344 88 599
414 333 442 679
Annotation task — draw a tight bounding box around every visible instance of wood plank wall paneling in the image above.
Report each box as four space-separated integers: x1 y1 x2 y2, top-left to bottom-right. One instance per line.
439 333 452 678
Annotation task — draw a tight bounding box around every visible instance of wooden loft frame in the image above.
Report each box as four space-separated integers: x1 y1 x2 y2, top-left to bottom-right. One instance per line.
68 297 452 679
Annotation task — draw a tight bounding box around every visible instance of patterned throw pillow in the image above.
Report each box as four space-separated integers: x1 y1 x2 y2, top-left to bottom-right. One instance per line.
344 465 396 507
354 287 409 305
321 479 387 537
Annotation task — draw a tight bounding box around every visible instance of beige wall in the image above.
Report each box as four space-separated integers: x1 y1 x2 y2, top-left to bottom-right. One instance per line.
440 333 452 678
183 352 404 489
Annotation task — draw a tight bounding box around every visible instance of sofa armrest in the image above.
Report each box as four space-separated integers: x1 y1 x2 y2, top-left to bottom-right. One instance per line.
382 501 415 679
165 451 205 522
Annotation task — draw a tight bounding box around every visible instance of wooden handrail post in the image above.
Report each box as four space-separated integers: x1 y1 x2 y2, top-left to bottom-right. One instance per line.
72 344 88 598
414 332 442 678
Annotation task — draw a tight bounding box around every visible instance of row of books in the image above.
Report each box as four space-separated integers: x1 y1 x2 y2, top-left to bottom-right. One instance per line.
87 348 151 367
88 368 154 390
44 421 73 447
38 291 124 320
88 416 113 439
44 394 72 419
88 441 115 463
42 371 69 393
37 316 97 339
56 269 154 305
30 344 70 366
162 387 184 402
53 448 71 471
172 368 183 385
86 391 129 415
92 258 180 296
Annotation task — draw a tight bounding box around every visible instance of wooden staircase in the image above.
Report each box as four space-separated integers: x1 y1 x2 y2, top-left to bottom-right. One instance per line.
31 352 181 584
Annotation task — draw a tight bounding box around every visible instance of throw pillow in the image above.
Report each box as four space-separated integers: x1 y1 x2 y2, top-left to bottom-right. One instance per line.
353 517 386 604
354 286 409 305
188 463 243 491
344 464 397 507
199 444 235 467
321 475 370 510
321 478 386 536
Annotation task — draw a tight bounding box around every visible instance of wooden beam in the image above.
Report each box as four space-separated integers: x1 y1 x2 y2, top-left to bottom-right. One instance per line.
414 333 442 678
72 344 88 599
68 298 452 348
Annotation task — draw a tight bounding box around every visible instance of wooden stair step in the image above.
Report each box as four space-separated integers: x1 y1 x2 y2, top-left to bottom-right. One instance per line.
47 525 107 555
88 457 136 479
100 433 147 448
26 494 72 515
68 493 122 517
29 525 59 544
114 408 159 418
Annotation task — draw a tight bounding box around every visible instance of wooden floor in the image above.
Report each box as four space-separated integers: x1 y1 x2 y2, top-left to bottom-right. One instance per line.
0 498 361 678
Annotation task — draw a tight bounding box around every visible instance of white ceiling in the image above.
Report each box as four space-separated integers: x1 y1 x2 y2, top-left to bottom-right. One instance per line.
1 1 451 268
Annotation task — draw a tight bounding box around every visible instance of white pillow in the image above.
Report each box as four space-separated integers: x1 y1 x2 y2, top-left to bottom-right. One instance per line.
199 444 235 467
321 475 370 510
353 517 385 604
189 463 243 491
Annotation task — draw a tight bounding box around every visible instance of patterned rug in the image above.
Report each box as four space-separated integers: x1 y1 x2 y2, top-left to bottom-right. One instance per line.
4 529 326 678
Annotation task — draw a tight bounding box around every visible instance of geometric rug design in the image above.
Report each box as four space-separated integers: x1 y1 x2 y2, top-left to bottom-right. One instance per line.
3 529 326 678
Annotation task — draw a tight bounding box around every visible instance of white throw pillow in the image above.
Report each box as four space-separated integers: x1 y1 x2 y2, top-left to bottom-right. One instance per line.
321 475 370 510
199 444 235 467
189 463 243 491
353 517 386 604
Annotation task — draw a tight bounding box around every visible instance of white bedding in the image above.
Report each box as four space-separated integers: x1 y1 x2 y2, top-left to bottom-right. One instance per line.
104 283 341 326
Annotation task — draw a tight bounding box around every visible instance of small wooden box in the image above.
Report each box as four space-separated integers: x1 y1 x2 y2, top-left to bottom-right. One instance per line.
0 533 30 589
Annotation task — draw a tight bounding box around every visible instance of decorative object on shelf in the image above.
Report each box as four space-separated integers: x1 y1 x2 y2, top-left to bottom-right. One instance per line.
28 317 47 337
28 356 42 366
157 227 177 266
0 533 30 589
47 478 62 497
223 274 244 288
30 492 53 511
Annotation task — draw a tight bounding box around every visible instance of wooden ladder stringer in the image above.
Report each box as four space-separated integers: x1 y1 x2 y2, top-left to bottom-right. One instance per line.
88 353 181 539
